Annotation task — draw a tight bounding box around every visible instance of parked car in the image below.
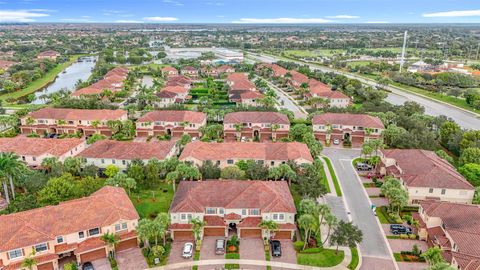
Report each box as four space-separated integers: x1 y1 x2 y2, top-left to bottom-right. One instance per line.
390 224 412 235
356 162 373 171
82 262 94 270
182 242 194 258
333 139 340 145
270 240 282 257
215 239 226 255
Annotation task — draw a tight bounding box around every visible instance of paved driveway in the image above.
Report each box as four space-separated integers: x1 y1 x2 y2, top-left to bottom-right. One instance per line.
117 248 148 270
322 148 396 269
398 262 429 270
90 258 110 270
271 240 296 270
239 238 265 270
388 239 429 253
199 237 224 270
167 241 193 270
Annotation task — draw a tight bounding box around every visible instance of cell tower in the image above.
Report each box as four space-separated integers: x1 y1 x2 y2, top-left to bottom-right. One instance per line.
399 30 408 72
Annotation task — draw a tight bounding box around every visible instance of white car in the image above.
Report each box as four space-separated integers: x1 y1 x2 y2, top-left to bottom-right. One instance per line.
182 242 194 258
333 139 340 145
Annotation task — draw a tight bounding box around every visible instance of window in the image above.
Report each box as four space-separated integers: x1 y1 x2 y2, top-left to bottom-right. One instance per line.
272 213 285 221
180 213 192 221
429 188 434 193
115 222 128 232
249 209 260 215
241 209 247 216
206 208 216 214
56 236 64 244
35 243 48 253
270 161 275 166
227 159 234 165
32 157 36 161
22 156 26 161
219 208 225 215
441 189 446 195
122 222 128 230
101 159 105 164
88 228 100 236
8 249 23 259
112 159 116 164
216 160 220 165
78 231 85 239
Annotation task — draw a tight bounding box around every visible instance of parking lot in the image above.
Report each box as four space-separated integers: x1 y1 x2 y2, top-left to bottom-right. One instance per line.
167 241 193 270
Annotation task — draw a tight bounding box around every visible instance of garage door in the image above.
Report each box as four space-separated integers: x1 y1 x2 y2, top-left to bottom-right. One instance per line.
204 227 225 237
117 238 138 251
240 229 262 238
174 230 194 240
273 231 292 239
79 248 107 263
21 128 32 134
100 130 112 136
137 131 149 137
37 262 54 270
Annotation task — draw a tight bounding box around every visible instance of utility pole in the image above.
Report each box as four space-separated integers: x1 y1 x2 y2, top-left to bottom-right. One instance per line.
400 30 408 72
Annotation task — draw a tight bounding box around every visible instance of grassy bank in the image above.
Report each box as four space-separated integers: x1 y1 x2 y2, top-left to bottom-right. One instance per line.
322 157 342 197
348 247 359 270
129 182 174 219
297 248 344 267
0 54 86 102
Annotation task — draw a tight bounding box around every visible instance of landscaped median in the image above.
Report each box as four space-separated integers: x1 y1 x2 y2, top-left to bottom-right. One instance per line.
296 247 345 268
322 156 342 196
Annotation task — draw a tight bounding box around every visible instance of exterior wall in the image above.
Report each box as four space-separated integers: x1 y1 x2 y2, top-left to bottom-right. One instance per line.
329 98 350 108
18 141 87 167
407 186 474 204
181 157 311 169
136 118 207 137
312 124 383 136
20 115 127 128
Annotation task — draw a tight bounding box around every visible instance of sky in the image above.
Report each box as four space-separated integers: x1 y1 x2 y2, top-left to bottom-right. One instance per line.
1 0 480 24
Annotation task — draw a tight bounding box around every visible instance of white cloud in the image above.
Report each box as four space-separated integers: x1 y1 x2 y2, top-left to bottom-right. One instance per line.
364 21 389 24
115 20 143 23
423 9 480 17
326 15 360 19
143 16 178 22
163 0 183 6
59 18 96 23
0 9 49 22
232 17 332 24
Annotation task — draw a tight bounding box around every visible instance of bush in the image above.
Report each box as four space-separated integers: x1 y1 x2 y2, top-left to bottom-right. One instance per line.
400 234 409 239
409 234 417 240
294 241 305 252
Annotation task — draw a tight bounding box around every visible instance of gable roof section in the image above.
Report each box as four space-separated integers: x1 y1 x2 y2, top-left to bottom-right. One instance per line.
78 140 175 160
27 108 127 121
170 180 296 214
0 186 138 252
312 113 384 129
224 111 289 125
179 141 313 162
137 110 206 124
0 137 84 157
383 149 474 190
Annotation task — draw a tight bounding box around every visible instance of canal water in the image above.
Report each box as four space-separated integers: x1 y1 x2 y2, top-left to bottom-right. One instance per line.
32 56 97 104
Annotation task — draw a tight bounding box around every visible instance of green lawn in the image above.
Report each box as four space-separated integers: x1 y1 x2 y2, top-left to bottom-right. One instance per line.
348 247 359 270
320 162 331 193
376 207 389 224
225 253 240 269
297 248 344 267
0 55 86 102
322 157 342 197
129 182 174 219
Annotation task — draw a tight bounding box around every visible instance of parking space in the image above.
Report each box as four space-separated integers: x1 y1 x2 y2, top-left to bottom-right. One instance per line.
168 241 193 270
388 239 428 253
239 238 265 270
90 258 111 270
271 240 296 270
117 247 148 270
199 237 224 270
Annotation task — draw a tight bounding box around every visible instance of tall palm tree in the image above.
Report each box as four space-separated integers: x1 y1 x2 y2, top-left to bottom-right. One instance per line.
21 250 37 270
298 214 316 250
259 220 279 240
0 152 27 203
321 213 338 245
190 218 207 246
100 232 120 258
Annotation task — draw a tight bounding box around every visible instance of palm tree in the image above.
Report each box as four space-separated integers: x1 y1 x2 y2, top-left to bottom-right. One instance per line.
165 171 179 193
321 213 338 245
190 218 207 246
155 213 171 246
421 247 445 268
234 123 242 141
21 250 37 270
25 117 35 126
298 214 316 250
0 152 27 203
137 219 156 248
91 120 100 128
259 220 279 240
271 124 280 141
100 232 120 258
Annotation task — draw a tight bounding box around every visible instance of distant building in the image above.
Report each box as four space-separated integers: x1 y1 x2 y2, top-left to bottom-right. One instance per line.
0 60 17 71
214 48 244 62
37 50 60 60
161 66 179 78
71 67 129 97
306 79 350 108
180 66 199 78
136 110 207 138
226 73 263 106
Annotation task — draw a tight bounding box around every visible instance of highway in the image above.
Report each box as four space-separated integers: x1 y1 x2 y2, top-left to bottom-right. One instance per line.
248 53 480 130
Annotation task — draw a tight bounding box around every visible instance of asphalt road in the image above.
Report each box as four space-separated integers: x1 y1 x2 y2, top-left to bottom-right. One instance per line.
322 148 397 269
262 78 308 119
248 53 480 130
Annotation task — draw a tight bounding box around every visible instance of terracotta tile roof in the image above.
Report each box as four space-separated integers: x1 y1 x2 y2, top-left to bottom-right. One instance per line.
75 237 105 254
55 242 79 253
0 60 17 70
38 50 59 57
224 213 242 220
169 223 193 230
217 65 235 73
179 141 313 163
71 67 128 96
450 252 480 270
279 223 296 230
137 110 207 124
170 180 296 214
312 113 384 129
165 75 192 87
27 108 127 121
289 70 309 84
160 86 188 95
227 73 256 91
224 111 289 125
383 149 474 190
0 186 138 252
229 90 263 101
420 201 480 258
315 90 350 100
118 230 137 240
238 217 262 228
0 137 84 157
157 91 178 98
78 140 175 160
182 66 197 72
5 253 58 270
162 66 178 72
256 63 288 77
204 216 227 227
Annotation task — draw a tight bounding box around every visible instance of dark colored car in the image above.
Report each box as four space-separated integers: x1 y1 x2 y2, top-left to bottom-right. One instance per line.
270 240 282 257
390 224 412 235
356 162 373 171
82 262 94 270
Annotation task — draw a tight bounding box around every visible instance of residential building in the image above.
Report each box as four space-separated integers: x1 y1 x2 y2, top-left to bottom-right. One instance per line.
155 85 190 108
226 73 263 106
180 66 199 78
0 60 17 71
169 180 296 240
256 63 288 78
306 80 351 108
0 137 86 167
214 48 244 62
37 50 60 60
226 73 256 91
0 186 139 270
312 113 384 146
136 110 207 138
223 111 290 141
416 201 480 269
20 108 128 136
288 70 309 88
71 67 128 97
161 66 179 78
378 149 475 204
78 140 177 169
200 65 235 77
179 141 313 168
165 75 192 89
